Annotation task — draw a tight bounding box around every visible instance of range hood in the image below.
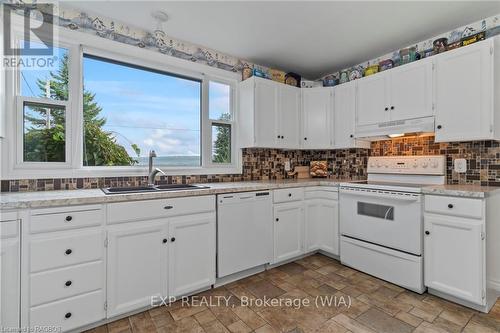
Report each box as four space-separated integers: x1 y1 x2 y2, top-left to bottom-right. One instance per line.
354 116 435 141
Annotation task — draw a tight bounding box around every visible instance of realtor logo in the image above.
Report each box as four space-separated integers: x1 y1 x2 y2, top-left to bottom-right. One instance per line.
2 2 58 70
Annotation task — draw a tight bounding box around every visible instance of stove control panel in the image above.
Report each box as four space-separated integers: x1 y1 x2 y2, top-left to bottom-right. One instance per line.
368 155 446 175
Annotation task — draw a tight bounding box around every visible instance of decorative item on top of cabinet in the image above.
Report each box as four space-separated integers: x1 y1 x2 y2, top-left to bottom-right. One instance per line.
285 72 301 87
433 37 448 54
462 31 486 47
364 64 379 76
379 59 394 71
310 161 328 178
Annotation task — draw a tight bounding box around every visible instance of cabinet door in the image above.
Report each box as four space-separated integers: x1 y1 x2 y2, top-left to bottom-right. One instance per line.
274 202 304 263
254 78 279 147
318 199 339 256
107 221 168 317
301 88 332 148
168 213 216 298
356 73 390 126
424 214 484 304
304 200 321 252
434 39 493 142
390 60 433 121
334 82 357 148
278 84 300 149
1 237 19 329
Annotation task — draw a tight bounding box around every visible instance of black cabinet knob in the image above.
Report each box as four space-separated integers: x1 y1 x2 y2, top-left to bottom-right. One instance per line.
385 107 389 111
391 106 395 110
425 231 430 235
288 193 292 197
170 237 176 242
448 204 454 209
65 216 72 222
65 312 72 319
437 125 442 130
281 135 284 139
65 280 72 287
350 134 354 138
65 249 72 255
164 205 173 210
277 135 280 139
304 137 307 140
275 218 279 222
162 238 168 244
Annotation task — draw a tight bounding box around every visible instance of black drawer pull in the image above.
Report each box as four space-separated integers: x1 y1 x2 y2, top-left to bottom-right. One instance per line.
448 204 454 209
170 237 176 242
65 280 72 287
275 218 279 222
162 238 168 244
288 193 292 197
425 231 430 235
65 249 72 255
164 205 173 210
65 216 73 222
65 312 72 319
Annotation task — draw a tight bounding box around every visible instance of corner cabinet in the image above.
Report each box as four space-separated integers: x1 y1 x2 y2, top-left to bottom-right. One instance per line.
434 38 497 142
239 76 300 149
301 88 332 149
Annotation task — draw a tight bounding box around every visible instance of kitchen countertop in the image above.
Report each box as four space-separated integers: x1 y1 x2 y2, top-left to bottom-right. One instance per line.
2 179 500 210
0 179 353 210
421 184 500 199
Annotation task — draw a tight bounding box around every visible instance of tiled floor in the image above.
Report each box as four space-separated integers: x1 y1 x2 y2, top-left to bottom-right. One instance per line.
86 254 500 333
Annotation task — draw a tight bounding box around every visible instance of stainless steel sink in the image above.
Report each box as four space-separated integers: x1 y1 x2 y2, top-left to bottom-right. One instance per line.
101 184 209 195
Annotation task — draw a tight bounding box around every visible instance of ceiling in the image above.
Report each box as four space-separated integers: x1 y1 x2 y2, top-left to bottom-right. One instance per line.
64 1 500 79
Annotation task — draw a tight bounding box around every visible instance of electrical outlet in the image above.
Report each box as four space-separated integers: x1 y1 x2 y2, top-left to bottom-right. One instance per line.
284 160 291 172
454 158 467 173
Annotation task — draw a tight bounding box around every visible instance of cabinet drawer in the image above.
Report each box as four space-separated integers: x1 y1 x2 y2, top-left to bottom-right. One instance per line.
424 195 483 219
304 187 338 200
30 261 104 306
273 188 304 203
1 220 19 239
107 195 215 224
30 290 105 332
30 206 103 234
30 231 104 273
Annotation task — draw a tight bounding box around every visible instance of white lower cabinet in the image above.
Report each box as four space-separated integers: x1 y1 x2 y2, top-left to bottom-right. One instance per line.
273 201 304 263
168 213 216 298
424 214 484 304
106 220 169 317
304 200 321 252
1 215 20 330
317 199 339 255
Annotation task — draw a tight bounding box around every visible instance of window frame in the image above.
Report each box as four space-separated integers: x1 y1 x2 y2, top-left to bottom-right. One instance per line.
2 18 241 179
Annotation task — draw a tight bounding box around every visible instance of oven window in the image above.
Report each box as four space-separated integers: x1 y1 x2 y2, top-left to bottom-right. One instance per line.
357 202 394 220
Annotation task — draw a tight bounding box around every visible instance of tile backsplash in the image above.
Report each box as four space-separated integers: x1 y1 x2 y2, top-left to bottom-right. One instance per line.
3 136 500 192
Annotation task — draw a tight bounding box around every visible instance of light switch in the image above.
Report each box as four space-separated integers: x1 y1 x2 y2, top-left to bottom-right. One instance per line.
454 158 467 173
284 160 291 171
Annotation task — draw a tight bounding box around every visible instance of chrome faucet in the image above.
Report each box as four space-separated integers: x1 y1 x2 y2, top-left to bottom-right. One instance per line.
148 150 166 186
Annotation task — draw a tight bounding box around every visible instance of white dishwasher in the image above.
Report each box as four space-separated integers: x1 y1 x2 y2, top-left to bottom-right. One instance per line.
217 191 273 277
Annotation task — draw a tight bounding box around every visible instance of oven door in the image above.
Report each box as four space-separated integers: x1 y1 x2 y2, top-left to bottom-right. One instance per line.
339 187 422 255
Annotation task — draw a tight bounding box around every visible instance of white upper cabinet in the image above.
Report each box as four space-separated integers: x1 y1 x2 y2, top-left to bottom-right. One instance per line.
356 72 390 126
254 78 279 147
301 88 332 149
356 59 433 126
239 77 300 149
333 82 370 149
278 84 301 149
434 39 495 142
390 59 433 121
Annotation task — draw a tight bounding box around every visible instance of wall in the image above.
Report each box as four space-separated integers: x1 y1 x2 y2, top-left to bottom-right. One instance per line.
0 148 369 192
4 136 500 191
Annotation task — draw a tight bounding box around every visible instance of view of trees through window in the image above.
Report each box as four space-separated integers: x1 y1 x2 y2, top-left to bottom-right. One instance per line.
20 47 233 167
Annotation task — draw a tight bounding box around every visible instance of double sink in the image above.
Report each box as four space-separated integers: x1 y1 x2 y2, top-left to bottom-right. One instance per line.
102 184 210 195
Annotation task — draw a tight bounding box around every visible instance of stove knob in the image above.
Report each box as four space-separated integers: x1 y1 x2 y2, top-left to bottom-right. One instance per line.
413 162 418 168
369 162 375 168
376 161 382 168
430 160 439 168
421 161 428 168
384 162 389 168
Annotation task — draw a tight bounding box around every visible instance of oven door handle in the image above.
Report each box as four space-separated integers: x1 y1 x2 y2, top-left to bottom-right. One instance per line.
340 189 421 202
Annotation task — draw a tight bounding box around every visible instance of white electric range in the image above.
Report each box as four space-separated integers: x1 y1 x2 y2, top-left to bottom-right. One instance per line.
339 155 446 293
